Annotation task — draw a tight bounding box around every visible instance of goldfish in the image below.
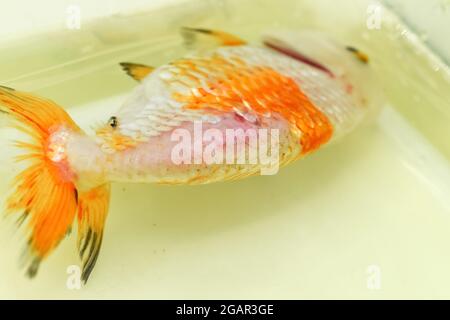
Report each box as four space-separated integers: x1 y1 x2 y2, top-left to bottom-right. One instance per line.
0 28 382 283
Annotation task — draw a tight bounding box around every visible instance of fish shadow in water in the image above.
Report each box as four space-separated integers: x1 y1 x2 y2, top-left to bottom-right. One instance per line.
106 125 379 247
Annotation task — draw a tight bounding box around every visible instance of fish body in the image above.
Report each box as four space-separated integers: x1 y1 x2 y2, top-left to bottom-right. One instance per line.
68 36 379 187
0 29 382 282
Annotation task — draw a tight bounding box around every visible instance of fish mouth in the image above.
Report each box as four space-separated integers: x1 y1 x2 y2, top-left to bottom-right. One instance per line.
263 38 335 78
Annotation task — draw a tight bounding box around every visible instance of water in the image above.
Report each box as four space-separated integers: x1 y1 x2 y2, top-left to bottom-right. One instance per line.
0 0 449 298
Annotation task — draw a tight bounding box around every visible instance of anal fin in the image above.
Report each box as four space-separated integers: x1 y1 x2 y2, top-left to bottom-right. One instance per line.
77 183 111 283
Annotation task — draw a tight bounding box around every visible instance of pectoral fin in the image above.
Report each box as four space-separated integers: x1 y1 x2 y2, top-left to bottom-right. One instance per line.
120 62 154 82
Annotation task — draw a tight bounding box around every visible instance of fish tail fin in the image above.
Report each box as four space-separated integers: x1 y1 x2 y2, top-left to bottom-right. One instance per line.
0 86 106 280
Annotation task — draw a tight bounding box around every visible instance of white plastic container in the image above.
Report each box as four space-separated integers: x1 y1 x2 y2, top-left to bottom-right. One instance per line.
0 0 449 299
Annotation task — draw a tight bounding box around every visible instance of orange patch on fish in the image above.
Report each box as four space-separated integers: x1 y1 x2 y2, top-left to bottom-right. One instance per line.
96 126 139 152
172 54 333 154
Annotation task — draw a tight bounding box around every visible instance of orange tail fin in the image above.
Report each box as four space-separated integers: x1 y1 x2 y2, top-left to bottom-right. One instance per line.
0 86 110 282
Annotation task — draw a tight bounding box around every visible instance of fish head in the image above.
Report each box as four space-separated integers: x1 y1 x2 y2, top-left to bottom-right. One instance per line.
263 29 385 119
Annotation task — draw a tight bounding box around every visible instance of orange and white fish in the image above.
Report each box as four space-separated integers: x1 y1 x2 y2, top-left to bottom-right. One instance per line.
0 28 382 282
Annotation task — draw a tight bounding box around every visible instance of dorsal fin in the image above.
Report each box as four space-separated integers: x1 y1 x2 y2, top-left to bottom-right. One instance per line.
119 62 154 82
181 27 246 50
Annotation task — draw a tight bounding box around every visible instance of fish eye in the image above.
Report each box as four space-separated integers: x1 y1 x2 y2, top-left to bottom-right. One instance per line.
346 46 369 64
108 116 118 129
